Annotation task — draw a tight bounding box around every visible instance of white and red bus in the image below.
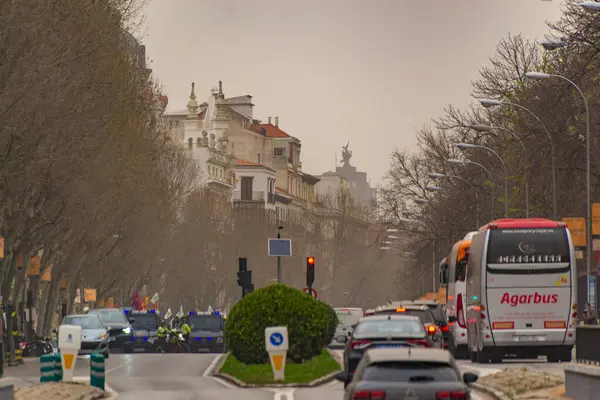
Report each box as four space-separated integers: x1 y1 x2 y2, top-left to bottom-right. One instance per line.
465 218 576 363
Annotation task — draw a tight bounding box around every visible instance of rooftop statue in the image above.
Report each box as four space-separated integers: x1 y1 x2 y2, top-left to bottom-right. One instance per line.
341 141 352 166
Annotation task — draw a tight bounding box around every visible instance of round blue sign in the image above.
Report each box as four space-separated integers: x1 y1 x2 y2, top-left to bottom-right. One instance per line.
269 332 284 346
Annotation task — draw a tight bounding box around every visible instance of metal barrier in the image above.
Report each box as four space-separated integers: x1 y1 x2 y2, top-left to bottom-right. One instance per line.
90 352 105 390
54 353 62 381
575 325 600 365
40 354 56 383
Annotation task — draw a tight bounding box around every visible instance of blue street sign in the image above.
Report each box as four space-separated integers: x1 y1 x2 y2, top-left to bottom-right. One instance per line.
269 332 284 346
268 239 292 257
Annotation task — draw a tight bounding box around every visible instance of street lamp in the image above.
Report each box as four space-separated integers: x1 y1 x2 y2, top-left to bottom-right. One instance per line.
398 217 436 293
540 39 569 51
414 199 428 205
425 185 443 192
525 70 592 309
470 124 529 217
428 172 480 228
447 158 496 220
455 143 509 218
476 98 557 220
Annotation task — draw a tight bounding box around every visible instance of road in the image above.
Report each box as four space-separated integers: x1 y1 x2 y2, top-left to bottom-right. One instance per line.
1 352 569 399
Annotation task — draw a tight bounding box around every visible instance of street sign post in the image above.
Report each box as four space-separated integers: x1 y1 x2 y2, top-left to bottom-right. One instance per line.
268 239 292 257
265 326 288 381
302 287 317 299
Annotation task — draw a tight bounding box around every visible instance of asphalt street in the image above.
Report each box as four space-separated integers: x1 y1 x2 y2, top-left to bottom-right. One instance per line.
1 351 570 399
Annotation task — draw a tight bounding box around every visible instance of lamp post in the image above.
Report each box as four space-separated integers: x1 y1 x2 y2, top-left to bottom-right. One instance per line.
428 173 480 227
525 70 592 309
447 158 496 220
470 124 529 217
455 143 509 218
581 1 600 12
476 99 556 220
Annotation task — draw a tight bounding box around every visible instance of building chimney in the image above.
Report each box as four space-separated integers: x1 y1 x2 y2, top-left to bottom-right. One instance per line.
268 116 272 124
275 117 279 127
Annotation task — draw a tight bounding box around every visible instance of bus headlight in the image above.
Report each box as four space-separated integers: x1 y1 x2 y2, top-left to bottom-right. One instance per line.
122 327 132 334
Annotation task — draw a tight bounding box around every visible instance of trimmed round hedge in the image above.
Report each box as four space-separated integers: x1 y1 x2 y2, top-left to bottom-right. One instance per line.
224 284 339 364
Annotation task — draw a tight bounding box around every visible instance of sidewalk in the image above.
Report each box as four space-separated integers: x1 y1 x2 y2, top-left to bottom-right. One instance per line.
14 381 104 400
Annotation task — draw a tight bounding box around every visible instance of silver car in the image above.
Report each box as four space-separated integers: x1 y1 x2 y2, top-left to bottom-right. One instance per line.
336 347 478 400
330 308 363 348
62 314 110 358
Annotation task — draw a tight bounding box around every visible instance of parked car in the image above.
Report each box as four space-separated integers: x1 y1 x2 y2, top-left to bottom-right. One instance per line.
339 314 438 388
87 308 134 353
336 347 478 400
61 314 110 358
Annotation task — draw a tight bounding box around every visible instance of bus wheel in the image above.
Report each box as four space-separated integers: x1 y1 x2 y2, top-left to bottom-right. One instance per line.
456 345 469 360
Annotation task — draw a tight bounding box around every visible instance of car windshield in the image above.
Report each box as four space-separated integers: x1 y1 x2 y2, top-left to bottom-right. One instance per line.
91 310 128 324
354 319 424 335
63 316 104 329
363 362 460 382
335 308 363 327
188 315 222 331
130 314 158 330
423 306 445 323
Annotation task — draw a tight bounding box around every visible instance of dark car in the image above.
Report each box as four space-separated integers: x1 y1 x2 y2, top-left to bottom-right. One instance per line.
186 311 226 353
62 314 110 358
126 310 160 352
339 314 437 388
336 347 478 400
88 308 134 353
371 304 444 348
396 300 450 349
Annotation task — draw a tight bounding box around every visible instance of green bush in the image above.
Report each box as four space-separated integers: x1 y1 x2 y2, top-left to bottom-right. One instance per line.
224 284 339 364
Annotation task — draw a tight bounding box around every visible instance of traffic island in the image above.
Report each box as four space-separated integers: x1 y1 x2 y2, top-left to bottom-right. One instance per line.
471 367 564 400
216 349 341 387
14 382 105 400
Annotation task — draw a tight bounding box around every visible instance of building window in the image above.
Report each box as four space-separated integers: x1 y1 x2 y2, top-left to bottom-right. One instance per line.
241 176 253 201
274 148 286 156
187 138 193 149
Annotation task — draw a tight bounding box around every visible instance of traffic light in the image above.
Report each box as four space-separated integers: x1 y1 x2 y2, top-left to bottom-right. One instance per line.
306 256 315 288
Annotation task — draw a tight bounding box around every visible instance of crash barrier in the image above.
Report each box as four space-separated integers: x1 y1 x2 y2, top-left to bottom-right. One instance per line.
40 354 56 382
40 353 62 382
54 353 63 381
566 325 600 399
90 352 105 390
575 325 600 364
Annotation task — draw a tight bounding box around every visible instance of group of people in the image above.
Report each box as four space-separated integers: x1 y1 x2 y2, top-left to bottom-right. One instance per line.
156 316 191 352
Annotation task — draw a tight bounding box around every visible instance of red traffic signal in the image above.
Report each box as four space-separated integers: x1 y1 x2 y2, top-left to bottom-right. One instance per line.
307 256 315 265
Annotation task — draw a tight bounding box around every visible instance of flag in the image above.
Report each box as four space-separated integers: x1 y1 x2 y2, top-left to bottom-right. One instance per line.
131 289 142 311
176 305 184 318
141 296 149 310
207 305 213 313
164 308 172 320
150 292 159 305
153 301 159 311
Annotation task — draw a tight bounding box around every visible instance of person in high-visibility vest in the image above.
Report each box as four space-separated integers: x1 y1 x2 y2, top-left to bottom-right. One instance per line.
156 321 168 353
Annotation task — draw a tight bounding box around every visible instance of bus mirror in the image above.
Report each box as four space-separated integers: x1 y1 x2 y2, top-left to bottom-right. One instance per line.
448 316 457 323
439 267 448 285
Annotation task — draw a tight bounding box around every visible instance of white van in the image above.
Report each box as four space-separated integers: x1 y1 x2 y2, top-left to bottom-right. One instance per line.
329 307 363 348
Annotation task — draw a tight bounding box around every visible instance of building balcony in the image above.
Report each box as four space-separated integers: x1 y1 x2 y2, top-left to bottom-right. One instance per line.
233 190 265 202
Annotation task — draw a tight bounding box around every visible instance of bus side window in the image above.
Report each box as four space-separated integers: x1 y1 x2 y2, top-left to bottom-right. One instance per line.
456 260 467 282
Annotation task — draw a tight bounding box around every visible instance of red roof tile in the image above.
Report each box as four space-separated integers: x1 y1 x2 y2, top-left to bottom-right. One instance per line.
250 123 290 138
235 159 261 167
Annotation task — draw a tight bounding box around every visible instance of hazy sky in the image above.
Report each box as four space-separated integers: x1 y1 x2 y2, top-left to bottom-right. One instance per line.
141 0 563 184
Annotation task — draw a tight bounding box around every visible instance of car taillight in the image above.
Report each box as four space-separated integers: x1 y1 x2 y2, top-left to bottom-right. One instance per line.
353 390 386 399
436 391 469 399
407 339 429 347
427 325 437 335
350 339 372 350
440 325 449 332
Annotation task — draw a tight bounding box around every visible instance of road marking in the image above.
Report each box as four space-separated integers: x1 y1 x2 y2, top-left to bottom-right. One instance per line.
203 353 225 377
273 389 295 400
106 363 126 374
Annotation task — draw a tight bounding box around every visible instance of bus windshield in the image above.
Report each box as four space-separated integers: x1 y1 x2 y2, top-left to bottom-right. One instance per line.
486 228 569 271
